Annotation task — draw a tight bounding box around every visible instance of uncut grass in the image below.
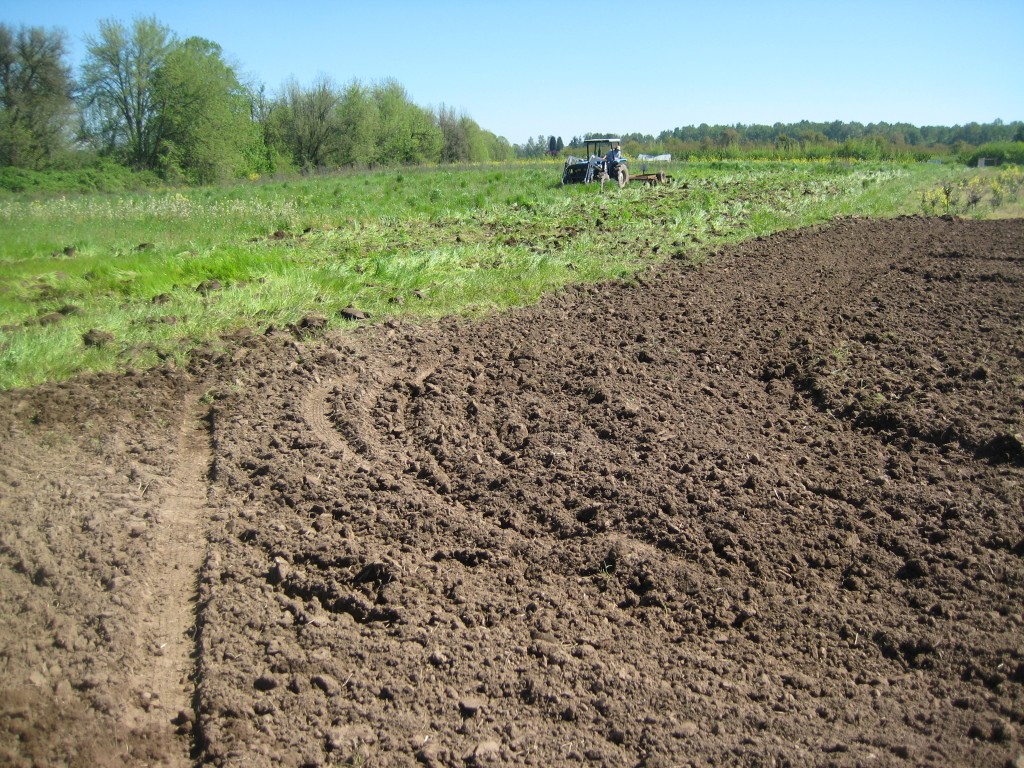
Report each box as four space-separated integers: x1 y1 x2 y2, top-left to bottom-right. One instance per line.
0 161 980 388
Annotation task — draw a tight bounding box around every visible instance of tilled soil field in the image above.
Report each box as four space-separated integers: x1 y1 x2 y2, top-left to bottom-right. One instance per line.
1 216 1023 767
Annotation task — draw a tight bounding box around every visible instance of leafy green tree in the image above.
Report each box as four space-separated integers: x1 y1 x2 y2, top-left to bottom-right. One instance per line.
515 135 552 159
487 132 512 161
959 122 984 145
718 127 740 148
276 75 342 169
775 133 796 152
460 115 492 162
79 17 173 169
437 104 470 163
335 80 377 166
369 79 406 164
153 37 260 183
798 130 828 148
435 113 501 163
247 83 286 174
404 101 443 164
370 79 441 165
0 24 74 168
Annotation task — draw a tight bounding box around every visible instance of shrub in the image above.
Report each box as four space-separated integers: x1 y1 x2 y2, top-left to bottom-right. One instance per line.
0 161 162 195
961 142 1024 167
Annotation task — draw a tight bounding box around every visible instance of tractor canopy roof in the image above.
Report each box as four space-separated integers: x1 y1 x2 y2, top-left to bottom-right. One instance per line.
582 138 622 156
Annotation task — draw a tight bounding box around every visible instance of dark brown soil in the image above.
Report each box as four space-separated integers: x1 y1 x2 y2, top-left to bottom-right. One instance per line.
1 216 1023 767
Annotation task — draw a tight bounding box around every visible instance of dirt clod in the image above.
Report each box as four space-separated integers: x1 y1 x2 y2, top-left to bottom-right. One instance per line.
81 328 114 347
340 306 368 321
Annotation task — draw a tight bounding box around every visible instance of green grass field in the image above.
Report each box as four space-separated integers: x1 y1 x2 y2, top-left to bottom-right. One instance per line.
0 159 1018 389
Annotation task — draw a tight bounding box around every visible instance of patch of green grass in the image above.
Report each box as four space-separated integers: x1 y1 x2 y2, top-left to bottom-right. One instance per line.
0 160 987 388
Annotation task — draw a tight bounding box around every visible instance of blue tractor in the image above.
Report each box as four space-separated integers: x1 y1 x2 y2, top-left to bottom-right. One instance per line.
562 137 629 188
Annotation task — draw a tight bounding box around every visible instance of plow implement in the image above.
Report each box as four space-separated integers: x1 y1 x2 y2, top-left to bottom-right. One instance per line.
629 171 673 186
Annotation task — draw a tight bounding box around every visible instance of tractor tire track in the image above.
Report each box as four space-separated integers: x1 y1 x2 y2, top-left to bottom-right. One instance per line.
129 392 212 765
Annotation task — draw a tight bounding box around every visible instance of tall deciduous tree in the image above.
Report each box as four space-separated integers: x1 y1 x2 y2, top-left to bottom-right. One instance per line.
437 106 507 163
335 80 377 167
460 116 491 162
275 75 342 170
153 37 259 183
79 17 173 169
247 83 285 174
436 105 464 163
371 79 441 166
0 24 74 168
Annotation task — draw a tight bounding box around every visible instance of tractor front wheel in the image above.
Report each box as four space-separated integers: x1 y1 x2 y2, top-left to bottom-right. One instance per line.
617 166 629 188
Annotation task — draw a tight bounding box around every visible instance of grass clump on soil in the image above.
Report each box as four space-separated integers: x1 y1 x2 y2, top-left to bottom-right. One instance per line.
0 160 988 389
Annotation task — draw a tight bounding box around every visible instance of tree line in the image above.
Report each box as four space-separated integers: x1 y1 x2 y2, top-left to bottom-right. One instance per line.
3 18 1020 185
652 119 1024 148
519 120 1023 163
564 120 1023 161
0 18 512 184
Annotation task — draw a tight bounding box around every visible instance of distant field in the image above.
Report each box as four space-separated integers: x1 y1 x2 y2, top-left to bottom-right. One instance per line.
0 160 1017 389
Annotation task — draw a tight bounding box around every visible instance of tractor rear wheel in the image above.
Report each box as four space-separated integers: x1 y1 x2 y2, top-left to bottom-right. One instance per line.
617 166 629 188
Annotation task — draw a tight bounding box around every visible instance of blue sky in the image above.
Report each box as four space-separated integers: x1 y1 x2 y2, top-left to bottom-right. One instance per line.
4 0 1023 145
